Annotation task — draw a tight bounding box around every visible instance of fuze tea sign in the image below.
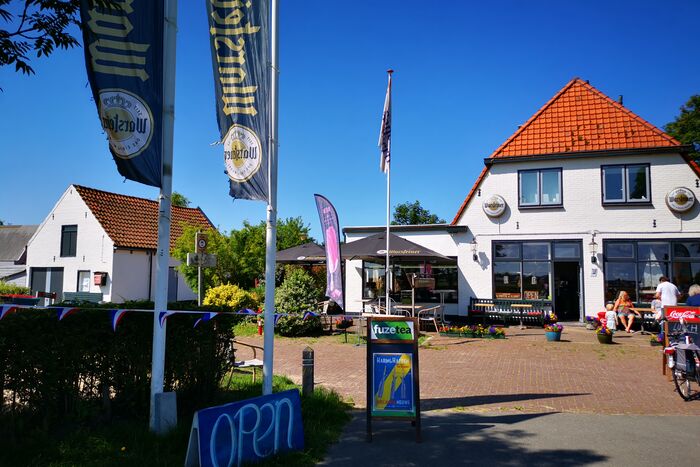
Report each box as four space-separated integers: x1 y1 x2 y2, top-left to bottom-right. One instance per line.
370 321 415 341
366 317 421 442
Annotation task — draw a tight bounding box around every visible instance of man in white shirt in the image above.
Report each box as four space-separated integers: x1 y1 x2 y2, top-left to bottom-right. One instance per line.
655 276 680 306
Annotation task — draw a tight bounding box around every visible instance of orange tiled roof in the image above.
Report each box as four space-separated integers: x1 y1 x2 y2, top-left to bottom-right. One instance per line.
489 78 680 158
74 185 214 250
452 78 689 224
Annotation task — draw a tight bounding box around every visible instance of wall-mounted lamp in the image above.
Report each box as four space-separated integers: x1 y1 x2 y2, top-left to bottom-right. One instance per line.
588 238 598 264
471 238 478 262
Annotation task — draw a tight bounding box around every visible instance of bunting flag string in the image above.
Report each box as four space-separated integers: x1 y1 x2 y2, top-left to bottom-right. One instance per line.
159 311 176 328
0 305 18 320
193 312 220 328
302 311 319 321
56 307 79 321
110 309 130 332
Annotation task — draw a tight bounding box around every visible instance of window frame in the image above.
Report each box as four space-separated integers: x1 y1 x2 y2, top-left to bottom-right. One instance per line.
60 225 78 257
517 168 563 208
601 163 651 205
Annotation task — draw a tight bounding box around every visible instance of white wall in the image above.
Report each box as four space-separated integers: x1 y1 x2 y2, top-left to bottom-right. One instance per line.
456 152 700 317
112 250 151 302
343 230 468 314
26 186 114 300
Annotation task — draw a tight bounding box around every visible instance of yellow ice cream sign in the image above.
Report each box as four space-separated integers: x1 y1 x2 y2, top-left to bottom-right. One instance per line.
374 353 412 410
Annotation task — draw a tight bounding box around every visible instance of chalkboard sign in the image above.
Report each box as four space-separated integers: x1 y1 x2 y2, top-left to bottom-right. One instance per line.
366 317 421 443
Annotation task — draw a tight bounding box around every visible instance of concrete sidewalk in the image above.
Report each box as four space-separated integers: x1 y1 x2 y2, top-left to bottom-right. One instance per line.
319 410 700 466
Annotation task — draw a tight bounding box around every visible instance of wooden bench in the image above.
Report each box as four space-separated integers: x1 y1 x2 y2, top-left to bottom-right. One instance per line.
62 292 103 304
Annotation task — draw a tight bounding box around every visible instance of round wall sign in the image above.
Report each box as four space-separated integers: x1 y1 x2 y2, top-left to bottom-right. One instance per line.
483 195 507 217
666 187 696 213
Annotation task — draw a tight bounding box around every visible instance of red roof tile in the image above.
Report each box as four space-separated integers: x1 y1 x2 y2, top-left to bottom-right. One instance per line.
74 185 214 250
452 78 689 224
489 78 679 159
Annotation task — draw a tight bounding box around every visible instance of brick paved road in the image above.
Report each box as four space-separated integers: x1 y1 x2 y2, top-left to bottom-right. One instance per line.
237 325 700 415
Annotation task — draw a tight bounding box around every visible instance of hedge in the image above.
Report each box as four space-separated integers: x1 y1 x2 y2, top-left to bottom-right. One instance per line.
0 307 236 436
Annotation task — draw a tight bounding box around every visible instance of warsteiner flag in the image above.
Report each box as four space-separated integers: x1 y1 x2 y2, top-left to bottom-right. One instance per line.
80 0 165 187
207 0 270 201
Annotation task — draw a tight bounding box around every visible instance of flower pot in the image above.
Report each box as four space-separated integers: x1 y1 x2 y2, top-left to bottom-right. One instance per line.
545 331 562 342
596 333 613 344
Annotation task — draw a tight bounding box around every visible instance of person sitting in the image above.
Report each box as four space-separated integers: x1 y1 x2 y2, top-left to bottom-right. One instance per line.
686 284 700 307
614 290 640 333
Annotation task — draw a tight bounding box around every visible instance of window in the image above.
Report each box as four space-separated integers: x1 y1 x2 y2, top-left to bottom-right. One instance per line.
602 164 650 204
361 261 458 303
518 169 562 207
77 270 91 292
60 225 77 257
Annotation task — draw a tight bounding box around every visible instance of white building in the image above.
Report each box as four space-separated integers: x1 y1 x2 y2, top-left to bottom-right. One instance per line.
0 225 37 286
25 185 214 303
344 78 700 320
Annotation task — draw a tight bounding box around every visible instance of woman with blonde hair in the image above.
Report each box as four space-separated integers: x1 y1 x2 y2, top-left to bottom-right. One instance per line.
614 290 640 333
686 284 700 307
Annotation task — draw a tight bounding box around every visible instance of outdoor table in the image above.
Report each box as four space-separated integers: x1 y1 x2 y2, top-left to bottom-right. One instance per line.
511 303 533 329
395 304 424 317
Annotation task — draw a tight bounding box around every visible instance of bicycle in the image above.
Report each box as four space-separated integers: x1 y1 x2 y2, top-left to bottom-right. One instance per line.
664 318 700 401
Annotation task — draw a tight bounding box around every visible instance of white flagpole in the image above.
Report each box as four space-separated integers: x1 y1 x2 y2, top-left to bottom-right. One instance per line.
262 0 280 396
384 70 392 314
150 0 177 432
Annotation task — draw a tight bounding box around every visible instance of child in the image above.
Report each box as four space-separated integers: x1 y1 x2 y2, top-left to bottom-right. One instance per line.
605 303 618 333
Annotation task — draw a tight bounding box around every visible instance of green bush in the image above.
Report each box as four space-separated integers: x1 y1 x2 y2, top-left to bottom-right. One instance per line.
0 280 30 295
203 283 254 311
276 314 323 337
0 308 236 436
275 268 321 315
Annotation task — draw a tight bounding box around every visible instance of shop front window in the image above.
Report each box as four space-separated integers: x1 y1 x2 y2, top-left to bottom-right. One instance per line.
494 262 521 299
638 262 667 302
523 262 550 300
363 262 385 299
605 261 637 302
362 261 458 303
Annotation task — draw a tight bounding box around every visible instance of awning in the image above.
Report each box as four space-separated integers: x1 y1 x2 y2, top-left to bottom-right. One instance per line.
276 242 326 264
342 232 453 262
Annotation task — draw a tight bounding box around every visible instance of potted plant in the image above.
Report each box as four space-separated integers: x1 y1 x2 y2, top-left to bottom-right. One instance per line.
585 316 600 330
544 323 563 341
543 312 558 325
596 325 613 344
335 316 353 330
488 326 506 339
649 331 664 346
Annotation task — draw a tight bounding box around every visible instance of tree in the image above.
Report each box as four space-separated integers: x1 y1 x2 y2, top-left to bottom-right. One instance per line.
665 95 700 161
171 192 190 208
172 217 314 292
392 200 445 225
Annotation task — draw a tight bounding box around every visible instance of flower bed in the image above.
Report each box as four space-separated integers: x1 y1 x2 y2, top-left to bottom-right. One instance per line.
439 324 506 339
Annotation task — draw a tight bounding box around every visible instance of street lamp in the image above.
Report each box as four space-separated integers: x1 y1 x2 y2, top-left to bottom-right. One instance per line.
589 238 598 264
471 238 478 262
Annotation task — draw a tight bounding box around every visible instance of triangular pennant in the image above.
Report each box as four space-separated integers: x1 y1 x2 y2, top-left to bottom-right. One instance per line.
110 309 129 332
193 312 220 328
56 307 79 321
303 311 318 320
0 305 18 320
159 310 176 328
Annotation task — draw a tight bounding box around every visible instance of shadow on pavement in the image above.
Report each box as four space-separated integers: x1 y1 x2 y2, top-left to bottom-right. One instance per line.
421 392 588 411
320 410 607 466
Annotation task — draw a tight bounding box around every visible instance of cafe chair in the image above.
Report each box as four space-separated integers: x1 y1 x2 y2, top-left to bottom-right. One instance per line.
418 305 443 333
227 339 264 386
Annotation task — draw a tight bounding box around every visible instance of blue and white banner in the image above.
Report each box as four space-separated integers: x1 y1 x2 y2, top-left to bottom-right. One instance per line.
206 0 270 201
314 194 344 309
194 312 220 328
57 307 79 321
185 389 304 467
80 0 165 187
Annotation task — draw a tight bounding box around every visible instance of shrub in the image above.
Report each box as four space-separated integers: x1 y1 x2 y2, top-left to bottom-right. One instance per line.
276 314 323 337
275 268 322 315
203 284 254 311
0 281 30 295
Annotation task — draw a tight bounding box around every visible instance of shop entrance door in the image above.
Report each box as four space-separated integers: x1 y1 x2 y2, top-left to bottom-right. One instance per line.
553 262 580 321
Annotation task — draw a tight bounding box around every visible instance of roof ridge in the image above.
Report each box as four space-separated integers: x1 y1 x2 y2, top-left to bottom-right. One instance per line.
73 184 204 213
489 77 581 158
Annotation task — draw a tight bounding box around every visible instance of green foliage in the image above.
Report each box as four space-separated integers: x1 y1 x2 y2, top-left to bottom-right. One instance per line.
171 191 190 207
0 308 236 436
275 268 322 315
173 218 313 291
203 283 254 311
665 94 700 161
276 314 323 338
0 280 29 295
392 200 445 225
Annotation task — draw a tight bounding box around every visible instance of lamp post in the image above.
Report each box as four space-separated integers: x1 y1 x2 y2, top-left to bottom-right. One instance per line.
471 238 478 262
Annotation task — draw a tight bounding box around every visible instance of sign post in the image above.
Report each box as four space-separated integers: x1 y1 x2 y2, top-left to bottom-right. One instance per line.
195 232 208 306
366 316 421 443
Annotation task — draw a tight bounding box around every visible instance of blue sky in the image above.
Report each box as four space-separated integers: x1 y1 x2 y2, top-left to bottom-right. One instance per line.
1 0 698 241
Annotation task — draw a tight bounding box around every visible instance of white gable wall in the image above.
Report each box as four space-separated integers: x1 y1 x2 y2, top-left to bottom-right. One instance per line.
455 151 700 316
26 186 114 300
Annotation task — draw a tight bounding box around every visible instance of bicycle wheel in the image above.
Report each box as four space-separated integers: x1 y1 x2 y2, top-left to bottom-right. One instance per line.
673 369 698 401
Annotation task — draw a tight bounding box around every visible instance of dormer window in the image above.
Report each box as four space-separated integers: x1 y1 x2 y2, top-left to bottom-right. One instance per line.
602 164 650 205
518 168 562 208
